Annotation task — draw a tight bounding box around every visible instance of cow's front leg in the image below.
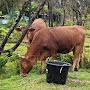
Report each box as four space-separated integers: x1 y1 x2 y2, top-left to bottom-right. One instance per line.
40 51 49 74
40 60 46 74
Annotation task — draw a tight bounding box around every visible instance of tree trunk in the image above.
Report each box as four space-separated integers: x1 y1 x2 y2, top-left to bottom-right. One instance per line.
76 11 82 25
60 8 65 26
48 0 53 27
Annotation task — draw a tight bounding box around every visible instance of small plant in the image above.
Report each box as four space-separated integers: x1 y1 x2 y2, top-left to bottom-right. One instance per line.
0 56 7 72
83 56 90 69
57 54 72 64
8 30 21 43
5 20 13 28
84 22 90 30
0 53 20 79
65 21 74 26
0 27 7 41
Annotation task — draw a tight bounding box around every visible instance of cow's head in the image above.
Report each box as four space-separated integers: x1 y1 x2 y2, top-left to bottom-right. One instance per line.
16 18 46 44
29 18 46 32
15 26 25 32
16 26 29 44
20 56 36 77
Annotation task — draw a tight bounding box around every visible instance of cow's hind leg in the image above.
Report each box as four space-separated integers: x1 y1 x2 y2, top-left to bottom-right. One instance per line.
76 40 85 70
72 45 81 71
79 43 84 68
79 50 84 68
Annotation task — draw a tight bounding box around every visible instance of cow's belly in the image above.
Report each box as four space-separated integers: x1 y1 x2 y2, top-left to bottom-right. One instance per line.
57 47 73 54
57 44 75 54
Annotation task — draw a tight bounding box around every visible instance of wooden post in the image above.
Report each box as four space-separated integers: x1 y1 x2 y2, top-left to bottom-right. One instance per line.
48 0 53 27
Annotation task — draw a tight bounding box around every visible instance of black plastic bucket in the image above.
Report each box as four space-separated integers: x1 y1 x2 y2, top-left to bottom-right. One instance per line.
46 60 71 84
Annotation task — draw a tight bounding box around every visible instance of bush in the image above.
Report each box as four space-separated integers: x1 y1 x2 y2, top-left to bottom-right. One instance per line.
0 27 21 43
83 54 90 69
57 54 72 64
43 5 48 13
84 22 90 30
0 56 7 73
6 20 13 28
65 21 74 26
56 53 90 70
0 27 7 41
84 60 90 69
0 53 20 79
8 31 21 43
31 1 38 12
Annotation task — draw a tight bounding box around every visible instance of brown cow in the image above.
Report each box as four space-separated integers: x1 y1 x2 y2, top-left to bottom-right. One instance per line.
20 25 85 77
16 18 46 47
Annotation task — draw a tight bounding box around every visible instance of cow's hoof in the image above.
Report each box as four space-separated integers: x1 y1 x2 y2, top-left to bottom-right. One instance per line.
20 73 27 77
39 69 46 74
69 67 74 72
74 68 79 72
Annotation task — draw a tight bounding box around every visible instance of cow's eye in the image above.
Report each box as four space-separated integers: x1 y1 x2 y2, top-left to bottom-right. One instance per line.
29 28 35 31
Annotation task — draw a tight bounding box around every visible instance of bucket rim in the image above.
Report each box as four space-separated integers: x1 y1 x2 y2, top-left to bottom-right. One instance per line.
46 60 71 67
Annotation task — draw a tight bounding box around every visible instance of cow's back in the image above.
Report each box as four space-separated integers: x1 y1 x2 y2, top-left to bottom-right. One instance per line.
31 26 85 54
49 26 85 53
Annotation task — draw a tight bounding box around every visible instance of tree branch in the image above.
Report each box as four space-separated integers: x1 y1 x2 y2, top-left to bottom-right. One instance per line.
0 0 32 55
1 0 47 54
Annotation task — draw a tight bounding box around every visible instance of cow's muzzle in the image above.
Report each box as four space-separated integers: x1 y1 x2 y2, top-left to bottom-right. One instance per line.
20 72 28 77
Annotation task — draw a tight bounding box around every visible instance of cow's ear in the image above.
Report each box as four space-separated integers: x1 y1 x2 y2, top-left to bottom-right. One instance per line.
15 27 22 32
21 56 25 59
16 26 25 32
29 28 35 31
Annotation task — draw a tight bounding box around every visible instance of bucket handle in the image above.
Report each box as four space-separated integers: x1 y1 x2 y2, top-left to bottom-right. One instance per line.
60 67 63 73
60 64 67 73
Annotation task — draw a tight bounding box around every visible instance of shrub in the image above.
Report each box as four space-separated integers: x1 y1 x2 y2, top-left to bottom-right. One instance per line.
0 56 7 72
57 54 72 64
65 21 74 26
0 27 21 43
84 60 90 69
84 22 90 30
0 27 7 41
56 53 90 69
0 53 20 79
8 31 21 43
6 20 13 28
31 1 38 12
43 5 48 13
83 54 90 69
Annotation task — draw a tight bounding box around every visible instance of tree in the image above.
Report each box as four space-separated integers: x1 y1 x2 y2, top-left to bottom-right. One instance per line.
0 0 27 14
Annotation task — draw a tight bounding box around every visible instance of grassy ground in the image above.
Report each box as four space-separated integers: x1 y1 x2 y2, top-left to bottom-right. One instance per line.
0 69 90 90
0 29 90 90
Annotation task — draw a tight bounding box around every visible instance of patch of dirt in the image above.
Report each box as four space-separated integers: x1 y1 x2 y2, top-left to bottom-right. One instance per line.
68 79 90 84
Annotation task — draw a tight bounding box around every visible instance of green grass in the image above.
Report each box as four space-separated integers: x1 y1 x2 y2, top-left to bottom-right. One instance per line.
4 43 27 55
0 28 90 90
0 69 90 90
